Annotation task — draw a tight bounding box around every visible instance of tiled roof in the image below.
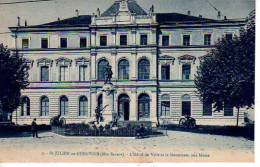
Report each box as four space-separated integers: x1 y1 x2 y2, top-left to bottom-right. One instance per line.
30 15 92 28
156 13 216 24
101 0 147 16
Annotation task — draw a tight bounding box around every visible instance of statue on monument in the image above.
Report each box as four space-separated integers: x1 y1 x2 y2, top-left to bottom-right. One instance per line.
104 64 113 84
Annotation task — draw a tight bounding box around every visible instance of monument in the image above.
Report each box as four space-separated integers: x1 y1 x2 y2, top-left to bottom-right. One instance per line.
95 64 116 124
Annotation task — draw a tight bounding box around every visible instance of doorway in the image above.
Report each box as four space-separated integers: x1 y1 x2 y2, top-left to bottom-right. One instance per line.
118 94 130 121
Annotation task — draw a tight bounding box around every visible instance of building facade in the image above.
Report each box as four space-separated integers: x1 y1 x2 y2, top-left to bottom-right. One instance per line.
9 0 248 126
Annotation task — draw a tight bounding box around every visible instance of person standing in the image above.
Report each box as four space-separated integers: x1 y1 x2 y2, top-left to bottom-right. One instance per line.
31 118 39 138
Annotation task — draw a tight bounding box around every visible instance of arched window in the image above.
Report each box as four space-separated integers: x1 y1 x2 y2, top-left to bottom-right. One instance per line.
181 94 191 116
160 94 170 116
98 59 109 80
60 96 68 116
138 94 150 120
118 59 129 80
40 96 49 116
138 59 150 80
79 96 88 116
21 96 30 116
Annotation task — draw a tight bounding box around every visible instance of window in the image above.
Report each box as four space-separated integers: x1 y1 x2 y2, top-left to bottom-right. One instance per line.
79 96 88 116
160 95 170 116
22 38 29 48
204 34 211 46
118 59 129 80
120 35 127 46
40 66 49 82
60 96 68 116
224 103 233 116
40 96 49 116
79 65 87 81
182 64 191 80
41 38 48 48
162 35 170 46
183 35 190 46
138 59 150 80
60 38 67 48
182 95 191 116
21 96 30 116
100 36 107 46
161 65 170 80
98 59 109 80
138 94 150 120
226 33 233 41
59 66 68 81
80 37 87 48
140 34 148 45
203 102 212 116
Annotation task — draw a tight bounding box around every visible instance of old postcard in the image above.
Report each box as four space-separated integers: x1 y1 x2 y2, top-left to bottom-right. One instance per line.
0 0 255 163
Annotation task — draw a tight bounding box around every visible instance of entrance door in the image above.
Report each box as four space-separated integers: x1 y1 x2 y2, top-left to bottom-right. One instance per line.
118 94 130 121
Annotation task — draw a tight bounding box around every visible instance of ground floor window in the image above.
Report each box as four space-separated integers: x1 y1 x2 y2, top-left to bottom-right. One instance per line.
79 96 88 116
203 102 212 116
160 94 170 116
60 96 68 116
224 103 233 116
138 94 150 120
21 96 30 116
182 95 191 116
40 96 49 116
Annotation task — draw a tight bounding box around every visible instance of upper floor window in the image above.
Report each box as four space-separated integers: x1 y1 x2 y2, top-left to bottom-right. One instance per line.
183 35 190 46
204 34 211 46
120 35 127 46
138 59 150 80
161 65 170 80
98 59 109 80
203 102 212 116
100 35 107 46
40 66 49 82
182 64 191 80
22 38 29 48
80 37 87 48
59 66 68 81
21 96 30 116
60 38 67 48
140 34 148 45
41 38 48 48
162 35 170 46
225 33 233 41
118 59 129 80
79 65 87 81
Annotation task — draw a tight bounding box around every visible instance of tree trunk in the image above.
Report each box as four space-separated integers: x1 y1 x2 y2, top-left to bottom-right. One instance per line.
236 107 240 127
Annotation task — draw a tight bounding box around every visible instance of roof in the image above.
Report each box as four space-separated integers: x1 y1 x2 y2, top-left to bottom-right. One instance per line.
156 13 216 24
101 0 147 16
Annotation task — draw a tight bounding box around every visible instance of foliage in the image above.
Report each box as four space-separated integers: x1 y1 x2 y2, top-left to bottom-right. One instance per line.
0 44 29 114
195 11 255 113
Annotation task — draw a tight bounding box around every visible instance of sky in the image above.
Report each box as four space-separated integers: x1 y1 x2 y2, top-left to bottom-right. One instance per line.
0 0 255 46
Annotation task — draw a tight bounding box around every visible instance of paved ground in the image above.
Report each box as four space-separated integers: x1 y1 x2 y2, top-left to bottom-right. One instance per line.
0 130 254 163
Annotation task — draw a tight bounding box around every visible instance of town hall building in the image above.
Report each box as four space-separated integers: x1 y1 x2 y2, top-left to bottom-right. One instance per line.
9 0 248 126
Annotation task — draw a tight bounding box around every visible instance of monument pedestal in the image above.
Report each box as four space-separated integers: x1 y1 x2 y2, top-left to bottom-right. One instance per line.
101 83 116 123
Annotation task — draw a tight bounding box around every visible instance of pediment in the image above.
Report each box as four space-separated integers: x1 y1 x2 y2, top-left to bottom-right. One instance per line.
178 54 196 64
37 58 53 67
55 57 72 66
75 57 90 66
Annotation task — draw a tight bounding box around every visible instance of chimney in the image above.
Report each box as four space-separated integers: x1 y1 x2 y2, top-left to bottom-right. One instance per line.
199 14 202 18
75 9 79 17
96 8 100 17
224 16 227 20
57 17 61 21
217 11 221 19
17 16 20 27
187 10 191 16
25 20 27 26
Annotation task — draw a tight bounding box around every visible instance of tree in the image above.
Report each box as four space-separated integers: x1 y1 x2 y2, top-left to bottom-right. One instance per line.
0 43 29 119
195 11 255 126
